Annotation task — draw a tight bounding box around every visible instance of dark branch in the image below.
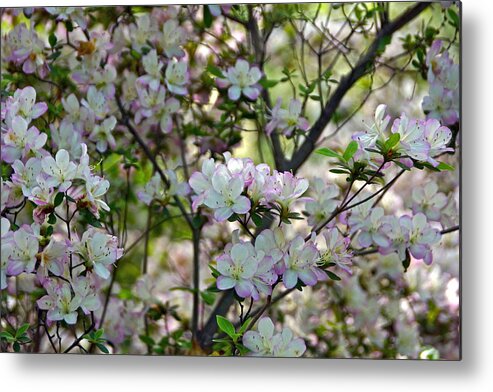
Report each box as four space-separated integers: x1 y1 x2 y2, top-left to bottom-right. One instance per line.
288 2 430 173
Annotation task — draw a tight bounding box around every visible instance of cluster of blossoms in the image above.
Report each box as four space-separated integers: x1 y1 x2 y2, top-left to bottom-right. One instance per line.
422 40 459 126
348 203 441 265
133 50 188 133
353 104 454 168
1 86 123 324
215 227 327 299
137 171 190 206
189 152 309 222
111 11 189 134
242 317 306 357
2 20 48 76
266 98 310 137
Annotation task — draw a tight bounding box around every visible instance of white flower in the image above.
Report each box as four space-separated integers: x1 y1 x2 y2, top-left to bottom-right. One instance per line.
2 116 47 163
11 157 42 198
73 228 123 279
216 242 257 298
217 59 262 101
37 281 82 324
283 236 324 289
266 98 309 137
72 275 101 314
159 19 186 58
203 165 251 221
89 115 117 152
243 317 306 357
41 149 77 192
304 178 339 226
411 181 448 221
81 86 108 120
141 49 164 89
9 226 39 274
2 86 47 127
165 59 189 95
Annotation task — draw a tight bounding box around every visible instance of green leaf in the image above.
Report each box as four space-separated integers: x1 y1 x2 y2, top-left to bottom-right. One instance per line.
206 65 225 78
343 141 358 161
402 249 411 273
53 192 64 207
316 147 342 159
139 335 155 347
49 33 57 48
0 331 14 341
238 318 252 334
330 169 350 174
203 5 213 28
447 8 460 28
251 213 263 227
325 271 341 281
384 133 400 150
47 214 56 225
96 343 110 354
200 290 216 306
216 315 236 339
436 162 455 171
259 78 279 88
13 342 20 352
15 323 30 338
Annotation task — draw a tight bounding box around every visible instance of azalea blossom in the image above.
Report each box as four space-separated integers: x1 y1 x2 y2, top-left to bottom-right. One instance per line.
8 226 39 274
243 317 306 357
41 149 77 192
203 166 251 221
2 116 47 163
410 181 448 221
217 59 262 101
89 115 117 153
73 228 123 279
266 98 310 137
319 228 353 274
283 236 324 289
165 60 189 95
304 179 339 226
158 19 187 58
216 242 257 298
1 86 47 128
264 171 309 211
37 280 82 324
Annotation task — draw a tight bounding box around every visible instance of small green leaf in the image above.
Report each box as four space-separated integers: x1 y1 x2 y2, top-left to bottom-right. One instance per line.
216 315 236 338
447 8 460 28
49 33 58 48
238 318 252 334
384 133 400 150
203 5 213 28
200 290 216 306
54 192 64 207
259 78 279 88
325 271 341 281
402 249 411 273
330 169 350 174
15 323 30 338
139 335 155 347
436 162 455 171
316 147 342 159
206 65 225 78
343 141 359 161
96 343 110 354
47 214 56 225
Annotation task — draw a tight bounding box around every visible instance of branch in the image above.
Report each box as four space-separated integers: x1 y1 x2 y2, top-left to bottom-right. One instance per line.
288 2 430 173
